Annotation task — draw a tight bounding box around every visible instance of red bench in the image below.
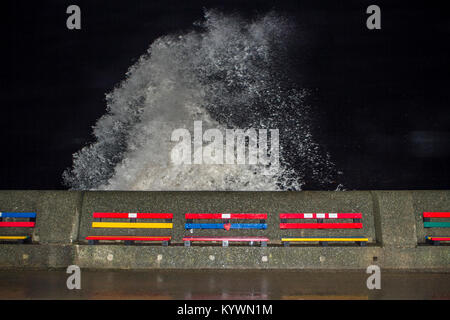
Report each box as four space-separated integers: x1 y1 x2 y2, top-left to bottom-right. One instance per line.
183 213 268 247
86 212 173 246
0 212 36 243
280 213 368 246
423 212 450 245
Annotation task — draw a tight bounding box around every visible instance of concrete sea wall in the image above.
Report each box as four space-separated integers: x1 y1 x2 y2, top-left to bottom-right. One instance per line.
0 191 448 270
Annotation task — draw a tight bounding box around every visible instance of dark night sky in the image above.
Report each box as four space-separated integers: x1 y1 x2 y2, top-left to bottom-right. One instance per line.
1 0 449 190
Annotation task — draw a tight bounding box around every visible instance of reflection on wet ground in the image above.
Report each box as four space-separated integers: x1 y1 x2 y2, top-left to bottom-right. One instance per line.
0 270 449 300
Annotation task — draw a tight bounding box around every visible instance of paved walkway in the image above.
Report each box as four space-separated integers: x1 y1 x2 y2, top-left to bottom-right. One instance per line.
0 270 449 299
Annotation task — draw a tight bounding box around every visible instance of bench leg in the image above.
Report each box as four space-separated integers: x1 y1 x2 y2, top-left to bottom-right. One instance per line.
222 240 229 247
124 240 134 246
260 241 267 247
184 241 191 247
320 241 328 247
249 241 254 246
88 240 99 245
283 242 290 247
23 237 32 244
162 240 169 246
433 240 440 246
358 241 366 247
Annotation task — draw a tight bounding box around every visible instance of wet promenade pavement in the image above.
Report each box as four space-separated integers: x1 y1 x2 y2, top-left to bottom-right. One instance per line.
0 270 449 300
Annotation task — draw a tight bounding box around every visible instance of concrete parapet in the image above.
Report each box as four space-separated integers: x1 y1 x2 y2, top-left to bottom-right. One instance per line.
0 190 448 270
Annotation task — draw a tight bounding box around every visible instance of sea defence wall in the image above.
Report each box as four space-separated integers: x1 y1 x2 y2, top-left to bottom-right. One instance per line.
0 190 448 271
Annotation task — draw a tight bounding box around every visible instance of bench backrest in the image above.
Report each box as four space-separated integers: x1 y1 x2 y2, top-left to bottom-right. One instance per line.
280 213 363 229
92 212 173 229
423 212 450 228
185 213 267 230
0 212 36 228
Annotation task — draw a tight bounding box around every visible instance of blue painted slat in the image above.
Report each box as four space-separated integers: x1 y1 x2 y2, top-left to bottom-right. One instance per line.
232 223 267 229
0 212 36 218
185 223 267 229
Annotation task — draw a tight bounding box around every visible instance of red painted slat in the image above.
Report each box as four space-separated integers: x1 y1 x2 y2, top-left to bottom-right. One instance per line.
86 236 171 241
0 222 35 228
183 236 269 242
280 213 362 219
428 237 450 241
280 223 363 229
423 212 450 218
93 213 173 219
185 213 267 219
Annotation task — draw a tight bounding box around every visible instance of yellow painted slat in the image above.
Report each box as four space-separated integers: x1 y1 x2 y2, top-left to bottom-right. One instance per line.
0 236 28 240
92 222 173 229
282 238 368 242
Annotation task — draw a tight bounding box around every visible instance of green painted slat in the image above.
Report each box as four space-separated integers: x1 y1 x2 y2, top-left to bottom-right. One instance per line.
424 221 450 228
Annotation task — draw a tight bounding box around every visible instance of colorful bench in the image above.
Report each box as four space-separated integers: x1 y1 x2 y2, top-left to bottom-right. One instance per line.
280 213 368 246
423 212 450 245
86 212 173 246
0 212 36 243
183 213 268 247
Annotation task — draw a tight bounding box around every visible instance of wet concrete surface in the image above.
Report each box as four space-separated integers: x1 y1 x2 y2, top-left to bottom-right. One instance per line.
0 270 449 300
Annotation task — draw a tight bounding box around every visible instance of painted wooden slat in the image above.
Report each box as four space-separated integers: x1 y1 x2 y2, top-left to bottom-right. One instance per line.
183 236 269 242
0 222 35 228
185 213 267 219
281 237 368 242
280 213 362 219
0 212 36 218
92 222 173 229
185 223 267 229
423 212 450 218
280 222 363 229
85 236 171 241
425 236 450 241
93 212 173 219
423 222 450 228
0 236 29 240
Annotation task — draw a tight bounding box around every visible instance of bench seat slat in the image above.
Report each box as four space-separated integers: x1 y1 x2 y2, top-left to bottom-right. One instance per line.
185 223 267 229
423 222 450 228
0 235 29 240
281 237 368 242
183 236 268 242
86 236 171 241
92 222 172 229
280 213 362 219
425 236 450 241
93 212 173 219
0 212 36 218
280 223 362 229
0 222 35 228
423 212 450 218
185 213 267 219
